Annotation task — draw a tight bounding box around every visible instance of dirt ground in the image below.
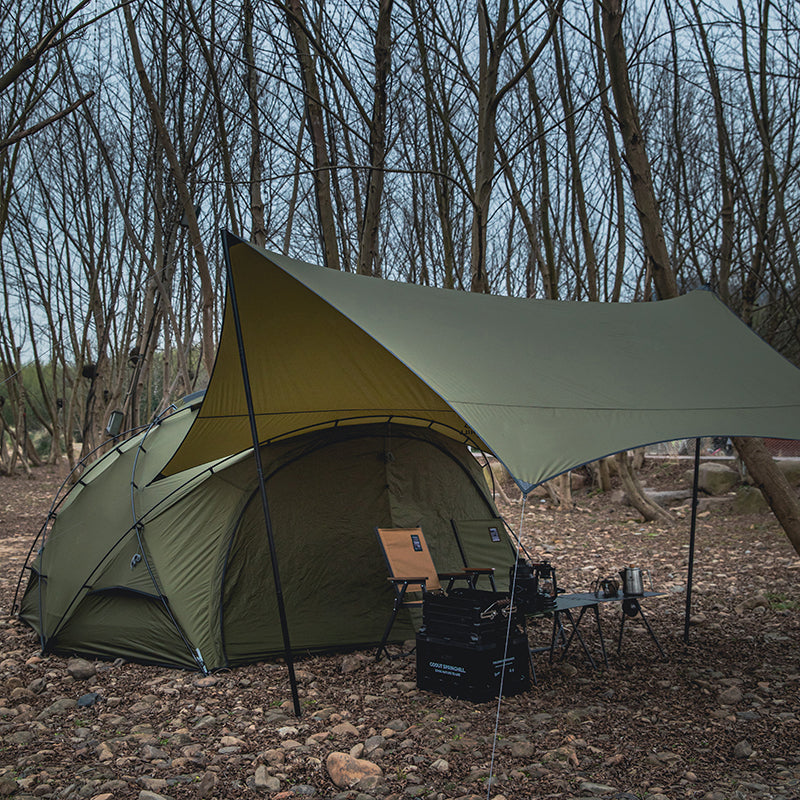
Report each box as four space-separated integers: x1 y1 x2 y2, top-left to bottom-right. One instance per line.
1 459 799 800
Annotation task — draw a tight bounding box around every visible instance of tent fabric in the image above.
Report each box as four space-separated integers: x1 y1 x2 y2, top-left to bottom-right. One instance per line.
27 402 217 648
164 238 800 490
19 409 507 669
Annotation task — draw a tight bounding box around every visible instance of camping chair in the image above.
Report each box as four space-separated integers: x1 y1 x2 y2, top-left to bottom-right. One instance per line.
452 518 544 683
450 518 519 591
374 526 494 660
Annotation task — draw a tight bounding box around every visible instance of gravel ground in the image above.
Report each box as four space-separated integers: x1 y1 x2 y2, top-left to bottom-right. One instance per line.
1 460 799 800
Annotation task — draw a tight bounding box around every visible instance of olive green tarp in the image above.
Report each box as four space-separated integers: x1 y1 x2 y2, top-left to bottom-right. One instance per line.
164 237 800 490
19 407 505 669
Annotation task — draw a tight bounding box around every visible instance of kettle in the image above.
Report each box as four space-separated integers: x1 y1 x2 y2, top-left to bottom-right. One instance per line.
619 566 649 596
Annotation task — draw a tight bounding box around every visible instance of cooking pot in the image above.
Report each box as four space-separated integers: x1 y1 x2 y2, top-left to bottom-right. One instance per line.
619 566 650 596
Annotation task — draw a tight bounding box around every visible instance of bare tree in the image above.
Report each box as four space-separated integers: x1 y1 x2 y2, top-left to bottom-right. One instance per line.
469 0 562 293
357 0 394 277
601 0 678 301
123 3 217 379
243 0 267 247
283 0 341 270
0 0 93 148
601 0 800 553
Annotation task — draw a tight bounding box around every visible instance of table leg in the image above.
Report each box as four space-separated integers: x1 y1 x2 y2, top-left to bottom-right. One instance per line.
617 598 667 661
636 603 667 660
592 603 609 667
549 612 560 664
617 598 639 655
547 610 571 663
560 607 597 669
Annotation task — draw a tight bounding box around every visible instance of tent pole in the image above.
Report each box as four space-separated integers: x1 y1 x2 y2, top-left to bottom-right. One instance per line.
683 437 701 644
222 231 302 717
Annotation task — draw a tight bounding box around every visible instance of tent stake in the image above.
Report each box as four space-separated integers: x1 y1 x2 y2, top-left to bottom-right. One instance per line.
683 437 701 643
222 231 302 717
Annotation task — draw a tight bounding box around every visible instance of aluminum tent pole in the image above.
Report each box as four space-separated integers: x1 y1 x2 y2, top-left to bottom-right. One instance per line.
683 437 701 644
222 230 302 717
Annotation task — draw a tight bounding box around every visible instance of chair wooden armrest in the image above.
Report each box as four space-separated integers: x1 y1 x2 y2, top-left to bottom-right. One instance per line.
437 570 481 591
386 577 428 612
462 567 495 589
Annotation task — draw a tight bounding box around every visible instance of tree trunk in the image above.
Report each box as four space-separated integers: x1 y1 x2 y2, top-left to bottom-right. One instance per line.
737 0 800 288
410 0 458 289
552 14 598 301
243 0 266 247
530 74 558 299
12 372 31 477
123 5 216 378
469 0 506 294
285 0 340 270
732 437 800 556
186 0 240 237
543 479 560 506
616 452 672 523
687 0 734 304
595 457 612 493
592 0 625 302
601 0 678 300
496 137 547 298
357 0 393 277
557 472 573 511
0 413 9 474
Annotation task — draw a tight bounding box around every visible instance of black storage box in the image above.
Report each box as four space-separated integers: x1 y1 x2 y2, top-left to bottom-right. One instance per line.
416 629 531 702
422 588 523 643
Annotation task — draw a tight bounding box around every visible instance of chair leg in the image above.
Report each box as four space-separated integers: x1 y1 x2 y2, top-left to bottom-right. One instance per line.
376 583 411 661
376 604 401 661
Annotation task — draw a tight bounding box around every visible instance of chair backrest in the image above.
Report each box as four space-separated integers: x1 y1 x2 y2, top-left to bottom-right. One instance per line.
450 518 518 591
375 527 442 593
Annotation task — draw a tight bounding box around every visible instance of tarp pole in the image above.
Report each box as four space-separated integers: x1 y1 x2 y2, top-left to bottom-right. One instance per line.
683 437 701 643
222 231 302 717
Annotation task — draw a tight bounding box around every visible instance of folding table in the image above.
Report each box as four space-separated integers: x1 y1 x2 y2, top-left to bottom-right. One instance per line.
527 590 667 667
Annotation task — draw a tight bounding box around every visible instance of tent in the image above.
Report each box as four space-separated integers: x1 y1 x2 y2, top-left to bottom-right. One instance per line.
18 401 509 670
18 233 800 681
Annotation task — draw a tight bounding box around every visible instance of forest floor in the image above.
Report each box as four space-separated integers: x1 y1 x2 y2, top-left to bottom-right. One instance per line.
1 459 799 800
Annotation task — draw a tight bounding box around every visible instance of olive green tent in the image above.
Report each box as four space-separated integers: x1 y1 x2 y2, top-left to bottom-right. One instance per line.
18 234 800 673
19 402 506 670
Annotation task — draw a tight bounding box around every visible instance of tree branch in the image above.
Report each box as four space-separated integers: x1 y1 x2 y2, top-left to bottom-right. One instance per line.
0 0 92 96
0 92 94 151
